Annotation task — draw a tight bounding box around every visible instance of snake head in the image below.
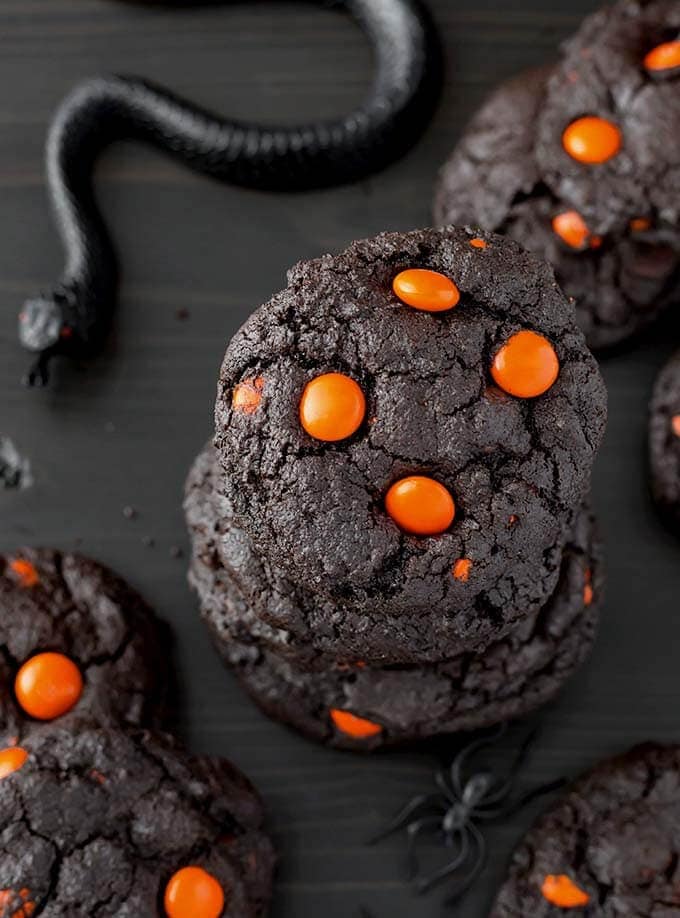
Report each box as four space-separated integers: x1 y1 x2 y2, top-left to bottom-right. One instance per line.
18 291 76 387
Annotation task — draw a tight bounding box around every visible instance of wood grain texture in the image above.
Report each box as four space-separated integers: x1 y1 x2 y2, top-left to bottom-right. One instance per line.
3 1 680 915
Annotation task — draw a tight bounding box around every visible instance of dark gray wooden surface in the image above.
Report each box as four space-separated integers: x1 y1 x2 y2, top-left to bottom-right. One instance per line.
2 2 679 915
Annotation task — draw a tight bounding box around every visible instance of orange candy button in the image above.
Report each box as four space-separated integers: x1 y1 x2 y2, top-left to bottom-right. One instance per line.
562 116 622 164
541 874 590 908
0 747 28 780
15 652 83 721
672 415 680 437
392 269 460 312
385 476 455 536
470 238 488 249
164 866 225 918
491 331 559 399
330 709 383 739
299 373 366 442
552 211 591 250
9 559 39 588
452 558 472 582
644 40 680 72
232 377 264 415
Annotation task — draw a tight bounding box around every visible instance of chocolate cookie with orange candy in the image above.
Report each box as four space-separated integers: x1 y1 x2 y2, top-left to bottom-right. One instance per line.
490 743 680 917
193 503 602 750
0 548 169 741
649 349 680 528
436 0 680 350
188 442 584 667
214 226 606 656
0 724 274 916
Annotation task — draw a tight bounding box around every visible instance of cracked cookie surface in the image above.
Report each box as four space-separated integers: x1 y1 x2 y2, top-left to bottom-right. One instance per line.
214 226 606 652
0 548 169 740
189 484 602 749
490 743 680 916
649 349 680 527
0 725 274 916
434 65 680 351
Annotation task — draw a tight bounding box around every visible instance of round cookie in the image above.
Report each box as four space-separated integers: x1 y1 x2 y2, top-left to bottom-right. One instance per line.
536 0 680 237
649 349 680 527
214 226 606 653
490 743 680 916
0 725 274 916
188 443 583 666
195 503 602 750
0 548 169 740
434 68 680 351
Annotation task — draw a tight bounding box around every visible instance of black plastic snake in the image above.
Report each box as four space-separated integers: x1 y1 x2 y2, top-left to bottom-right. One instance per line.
18 0 441 386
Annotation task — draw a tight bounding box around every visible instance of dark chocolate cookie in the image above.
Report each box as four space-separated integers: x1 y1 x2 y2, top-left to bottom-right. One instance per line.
649 349 680 526
536 0 680 237
189 442 581 666
214 226 606 652
195 503 602 750
490 743 680 916
434 68 680 351
0 548 168 740
0 725 274 916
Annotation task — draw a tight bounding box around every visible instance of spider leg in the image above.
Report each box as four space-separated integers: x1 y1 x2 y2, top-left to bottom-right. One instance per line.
449 724 507 796
442 821 488 908
413 828 469 895
474 776 566 821
476 726 540 806
367 794 446 844
405 815 445 879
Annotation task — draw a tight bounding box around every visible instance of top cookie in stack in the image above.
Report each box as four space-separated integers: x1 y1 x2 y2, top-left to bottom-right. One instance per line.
435 0 680 351
188 225 607 749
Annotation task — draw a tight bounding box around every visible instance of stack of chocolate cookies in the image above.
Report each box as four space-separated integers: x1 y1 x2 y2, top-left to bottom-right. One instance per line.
186 225 607 750
435 0 680 352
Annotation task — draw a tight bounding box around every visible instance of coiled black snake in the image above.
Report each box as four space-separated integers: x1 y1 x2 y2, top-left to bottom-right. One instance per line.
18 0 441 386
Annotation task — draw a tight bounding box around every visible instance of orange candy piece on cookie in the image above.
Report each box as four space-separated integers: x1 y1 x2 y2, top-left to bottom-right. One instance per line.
644 40 680 73
491 331 559 399
552 211 601 251
15 652 83 721
299 373 366 442
385 476 455 536
392 269 460 312
8 559 39 588
164 866 225 918
330 709 383 739
0 747 28 781
541 874 590 908
562 116 621 164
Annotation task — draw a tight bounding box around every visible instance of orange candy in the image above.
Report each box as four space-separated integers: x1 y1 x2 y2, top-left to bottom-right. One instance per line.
491 330 559 399
552 211 598 250
541 874 590 908
0 888 35 917
470 238 488 249
9 559 39 588
562 116 622 164
0 747 28 780
299 373 366 442
385 476 456 536
644 40 680 72
672 415 680 437
232 377 264 415
630 217 651 233
15 652 83 721
452 558 472 582
330 709 383 739
392 269 460 313
164 866 225 918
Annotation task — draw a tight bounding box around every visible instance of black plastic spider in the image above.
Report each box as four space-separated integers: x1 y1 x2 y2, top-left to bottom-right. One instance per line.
370 724 564 906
